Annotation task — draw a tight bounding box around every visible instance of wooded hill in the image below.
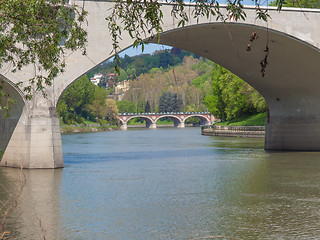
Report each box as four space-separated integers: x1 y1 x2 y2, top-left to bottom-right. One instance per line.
57 48 268 125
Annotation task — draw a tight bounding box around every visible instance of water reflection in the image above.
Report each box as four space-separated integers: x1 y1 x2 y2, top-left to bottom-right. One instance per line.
2 168 63 239
1 129 320 239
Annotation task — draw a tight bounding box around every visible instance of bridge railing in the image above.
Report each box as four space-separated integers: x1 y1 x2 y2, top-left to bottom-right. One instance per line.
118 112 211 116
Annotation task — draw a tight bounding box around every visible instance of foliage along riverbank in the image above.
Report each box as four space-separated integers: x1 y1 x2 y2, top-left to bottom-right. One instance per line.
59 118 185 133
202 113 267 138
57 49 268 128
60 124 119 133
215 112 267 126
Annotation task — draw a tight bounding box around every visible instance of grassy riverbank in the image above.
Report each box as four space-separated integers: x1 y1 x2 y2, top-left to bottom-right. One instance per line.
216 112 267 126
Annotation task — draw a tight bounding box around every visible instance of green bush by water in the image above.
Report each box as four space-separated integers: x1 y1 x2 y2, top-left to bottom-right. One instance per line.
216 112 267 126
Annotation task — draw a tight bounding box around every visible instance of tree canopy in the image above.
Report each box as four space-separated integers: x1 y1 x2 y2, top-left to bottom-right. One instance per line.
204 65 267 121
0 1 87 95
270 0 320 8
57 75 95 124
0 0 87 113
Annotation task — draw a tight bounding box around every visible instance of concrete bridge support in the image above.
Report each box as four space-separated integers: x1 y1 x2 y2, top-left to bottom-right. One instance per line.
120 123 128 130
146 122 157 129
0 79 25 160
0 92 63 169
1 1 320 169
175 122 185 128
265 118 320 151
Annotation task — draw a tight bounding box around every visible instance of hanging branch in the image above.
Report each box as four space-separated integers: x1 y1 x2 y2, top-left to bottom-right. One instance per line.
260 45 269 77
107 0 255 74
246 31 259 51
0 0 88 101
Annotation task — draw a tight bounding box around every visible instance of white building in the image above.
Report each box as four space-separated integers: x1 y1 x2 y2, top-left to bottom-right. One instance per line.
90 73 103 85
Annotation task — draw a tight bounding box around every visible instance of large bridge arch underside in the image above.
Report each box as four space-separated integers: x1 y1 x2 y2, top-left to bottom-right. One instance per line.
2 2 320 169
0 76 25 158
154 23 320 150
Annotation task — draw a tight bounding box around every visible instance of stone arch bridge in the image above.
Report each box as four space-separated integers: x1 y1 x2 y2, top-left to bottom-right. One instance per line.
117 112 214 130
1 1 320 168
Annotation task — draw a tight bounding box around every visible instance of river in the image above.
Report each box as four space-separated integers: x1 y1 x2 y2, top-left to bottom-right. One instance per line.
1 127 320 239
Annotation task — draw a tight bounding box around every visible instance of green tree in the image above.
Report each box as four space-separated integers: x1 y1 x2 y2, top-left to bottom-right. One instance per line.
221 73 249 120
159 92 181 112
137 101 144 113
0 0 87 100
270 0 320 8
126 67 137 79
88 86 109 119
204 65 227 121
57 75 95 123
116 100 136 113
205 65 267 122
118 69 128 82
104 99 119 125
145 101 151 113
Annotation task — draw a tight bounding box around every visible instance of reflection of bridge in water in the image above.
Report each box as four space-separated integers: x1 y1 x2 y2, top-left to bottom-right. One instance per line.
117 112 215 130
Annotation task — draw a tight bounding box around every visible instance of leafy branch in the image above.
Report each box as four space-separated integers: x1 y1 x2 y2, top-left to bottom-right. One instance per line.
0 0 88 112
107 0 283 73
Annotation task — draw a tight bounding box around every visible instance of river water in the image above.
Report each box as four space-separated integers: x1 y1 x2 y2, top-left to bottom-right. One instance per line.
2 127 320 239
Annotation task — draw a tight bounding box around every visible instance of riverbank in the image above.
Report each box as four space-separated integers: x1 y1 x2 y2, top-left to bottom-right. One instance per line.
201 125 265 138
215 112 267 126
201 113 266 137
60 123 196 133
60 124 119 133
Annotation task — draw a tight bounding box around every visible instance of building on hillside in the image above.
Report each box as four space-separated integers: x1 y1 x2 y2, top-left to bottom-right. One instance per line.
90 73 103 85
115 80 130 100
115 80 130 94
105 73 118 89
107 73 118 81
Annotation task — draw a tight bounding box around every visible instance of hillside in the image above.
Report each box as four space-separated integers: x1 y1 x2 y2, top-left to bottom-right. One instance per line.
57 48 268 126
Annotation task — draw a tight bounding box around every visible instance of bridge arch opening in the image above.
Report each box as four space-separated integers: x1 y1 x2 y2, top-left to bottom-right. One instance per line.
156 115 183 127
2 4 320 169
152 22 320 150
184 115 211 126
58 16 320 150
155 22 320 118
0 75 25 160
128 116 153 127
124 116 155 129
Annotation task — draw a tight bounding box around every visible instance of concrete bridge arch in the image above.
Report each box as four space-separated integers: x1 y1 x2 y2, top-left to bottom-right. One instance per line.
0 75 25 161
1 1 320 167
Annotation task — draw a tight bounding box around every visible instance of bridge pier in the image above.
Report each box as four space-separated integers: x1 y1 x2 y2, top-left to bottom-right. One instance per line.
146 122 157 129
120 123 127 130
1 93 63 169
176 122 185 128
0 79 25 161
265 117 320 151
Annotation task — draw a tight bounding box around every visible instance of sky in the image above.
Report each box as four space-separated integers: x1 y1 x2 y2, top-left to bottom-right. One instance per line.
117 0 265 58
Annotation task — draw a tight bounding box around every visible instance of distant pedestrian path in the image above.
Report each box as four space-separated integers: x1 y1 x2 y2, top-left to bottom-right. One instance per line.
201 125 265 138
117 112 215 130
